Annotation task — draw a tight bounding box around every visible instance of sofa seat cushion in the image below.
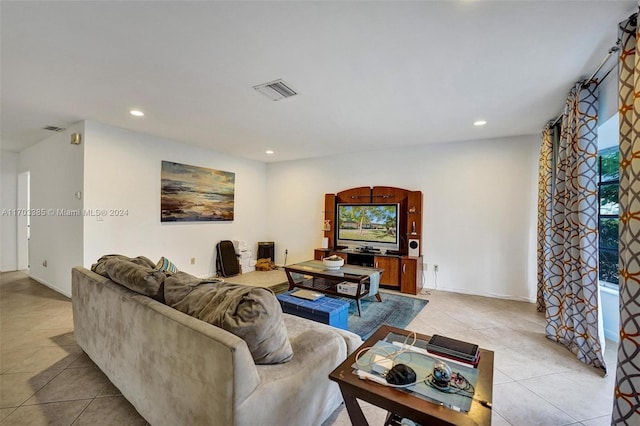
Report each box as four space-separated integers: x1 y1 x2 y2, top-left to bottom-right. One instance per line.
283 312 363 355
165 272 293 365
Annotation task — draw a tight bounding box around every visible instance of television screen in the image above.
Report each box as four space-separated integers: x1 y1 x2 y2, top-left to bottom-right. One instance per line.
336 203 399 248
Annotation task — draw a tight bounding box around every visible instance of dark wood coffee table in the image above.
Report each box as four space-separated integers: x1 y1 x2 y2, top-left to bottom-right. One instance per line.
284 260 383 316
329 325 494 426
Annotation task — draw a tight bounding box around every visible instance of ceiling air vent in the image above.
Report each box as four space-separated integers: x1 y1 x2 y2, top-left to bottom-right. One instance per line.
42 125 66 132
253 79 298 101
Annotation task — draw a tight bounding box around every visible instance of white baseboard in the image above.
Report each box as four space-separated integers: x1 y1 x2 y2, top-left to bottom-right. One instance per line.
428 285 535 303
30 274 72 299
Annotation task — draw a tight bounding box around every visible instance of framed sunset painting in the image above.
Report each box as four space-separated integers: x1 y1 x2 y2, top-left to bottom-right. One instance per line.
161 161 235 222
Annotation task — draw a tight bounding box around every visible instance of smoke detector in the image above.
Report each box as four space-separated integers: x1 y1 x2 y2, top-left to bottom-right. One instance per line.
253 79 298 101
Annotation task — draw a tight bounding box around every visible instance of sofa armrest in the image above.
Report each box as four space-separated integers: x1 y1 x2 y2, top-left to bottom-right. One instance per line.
72 267 261 425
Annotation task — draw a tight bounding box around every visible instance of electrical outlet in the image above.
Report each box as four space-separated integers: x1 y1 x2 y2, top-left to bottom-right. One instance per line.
190 257 195 265
434 264 439 272
42 260 47 267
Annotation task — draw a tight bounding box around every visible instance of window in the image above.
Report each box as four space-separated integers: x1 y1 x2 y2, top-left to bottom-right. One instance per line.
598 145 619 285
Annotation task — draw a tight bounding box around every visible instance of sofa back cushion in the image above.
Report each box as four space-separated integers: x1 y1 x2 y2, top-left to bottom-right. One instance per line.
91 254 156 277
210 286 293 364
165 273 293 364
104 258 166 303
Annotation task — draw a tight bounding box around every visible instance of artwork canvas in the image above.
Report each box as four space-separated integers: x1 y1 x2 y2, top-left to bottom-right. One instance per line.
161 161 235 222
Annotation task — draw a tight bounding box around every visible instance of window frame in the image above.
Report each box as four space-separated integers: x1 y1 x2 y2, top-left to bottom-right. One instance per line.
597 146 619 287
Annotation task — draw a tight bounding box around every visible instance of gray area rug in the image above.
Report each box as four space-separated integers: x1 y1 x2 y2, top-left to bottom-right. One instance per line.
344 293 428 339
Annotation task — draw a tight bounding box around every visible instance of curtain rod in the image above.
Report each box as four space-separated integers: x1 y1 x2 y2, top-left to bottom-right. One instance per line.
548 39 621 128
581 40 621 88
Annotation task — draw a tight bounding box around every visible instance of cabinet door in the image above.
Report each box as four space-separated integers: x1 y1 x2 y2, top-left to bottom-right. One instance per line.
400 257 423 295
374 256 400 287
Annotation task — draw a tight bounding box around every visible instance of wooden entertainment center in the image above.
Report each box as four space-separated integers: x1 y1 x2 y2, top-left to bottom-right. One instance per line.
314 186 423 295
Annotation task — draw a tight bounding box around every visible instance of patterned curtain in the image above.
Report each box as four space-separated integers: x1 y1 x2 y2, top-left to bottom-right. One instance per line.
538 81 607 373
612 9 639 425
537 126 554 312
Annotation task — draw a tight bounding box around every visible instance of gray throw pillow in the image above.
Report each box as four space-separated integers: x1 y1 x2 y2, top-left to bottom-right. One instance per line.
104 258 166 303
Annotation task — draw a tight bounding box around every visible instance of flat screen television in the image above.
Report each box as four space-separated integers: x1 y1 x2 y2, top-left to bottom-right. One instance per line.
336 203 400 252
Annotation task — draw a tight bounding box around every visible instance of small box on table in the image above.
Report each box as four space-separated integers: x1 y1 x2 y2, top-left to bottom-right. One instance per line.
336 281 366 296
277 291 349 330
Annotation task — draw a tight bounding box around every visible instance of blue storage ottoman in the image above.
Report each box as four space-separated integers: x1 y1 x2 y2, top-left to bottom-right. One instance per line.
277 291 349 330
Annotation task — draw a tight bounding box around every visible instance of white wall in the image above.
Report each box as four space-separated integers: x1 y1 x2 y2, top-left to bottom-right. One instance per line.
82 121 269 277
267 135 540 301
18 123 85 296
601 286 619 342
598 62 619 123
1 150 19 271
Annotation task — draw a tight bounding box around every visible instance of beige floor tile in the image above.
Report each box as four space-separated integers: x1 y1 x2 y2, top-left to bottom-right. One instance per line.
28 311 74 331
405 316 441 337
0 407 17 422
492 368 514 385
362 403 389 425
491 412 513 426
72 396 147 426
5 345 82 374
520 371 614 421
447 308 511 330
96 381 121 398
0 370 61 408
476 326 545 349
24 367 109 405
0 347 42 374
67 352 96 369
0 399 89 426
581 415 613 426
493 381 576 426
493 347 575 381
0 328 76 353
427 312 470 334
321 404 351 426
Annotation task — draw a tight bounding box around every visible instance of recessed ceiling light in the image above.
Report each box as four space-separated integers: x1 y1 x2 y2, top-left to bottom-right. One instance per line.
265 150 274 155
130 110 144 117
473 120 487 126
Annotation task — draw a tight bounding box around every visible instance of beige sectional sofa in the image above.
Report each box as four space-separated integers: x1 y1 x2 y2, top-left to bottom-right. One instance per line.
72 266 362 426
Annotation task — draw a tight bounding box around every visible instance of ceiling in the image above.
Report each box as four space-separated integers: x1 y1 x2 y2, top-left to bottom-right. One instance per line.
1 1 635 162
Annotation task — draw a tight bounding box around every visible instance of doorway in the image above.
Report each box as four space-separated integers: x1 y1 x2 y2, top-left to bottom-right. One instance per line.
17 171 29 270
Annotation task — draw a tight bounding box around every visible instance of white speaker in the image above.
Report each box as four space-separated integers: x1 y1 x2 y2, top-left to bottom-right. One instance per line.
408 239 420 256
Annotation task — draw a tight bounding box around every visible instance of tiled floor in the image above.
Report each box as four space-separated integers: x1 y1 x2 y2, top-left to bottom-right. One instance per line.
1 271 617 426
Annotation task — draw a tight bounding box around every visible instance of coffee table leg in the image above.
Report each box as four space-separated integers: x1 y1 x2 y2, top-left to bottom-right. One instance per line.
357 299 362 316
340 388 369 426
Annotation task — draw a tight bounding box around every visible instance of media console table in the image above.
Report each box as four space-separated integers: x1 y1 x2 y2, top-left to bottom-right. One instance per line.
283 260 383 316
319 186 424 295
